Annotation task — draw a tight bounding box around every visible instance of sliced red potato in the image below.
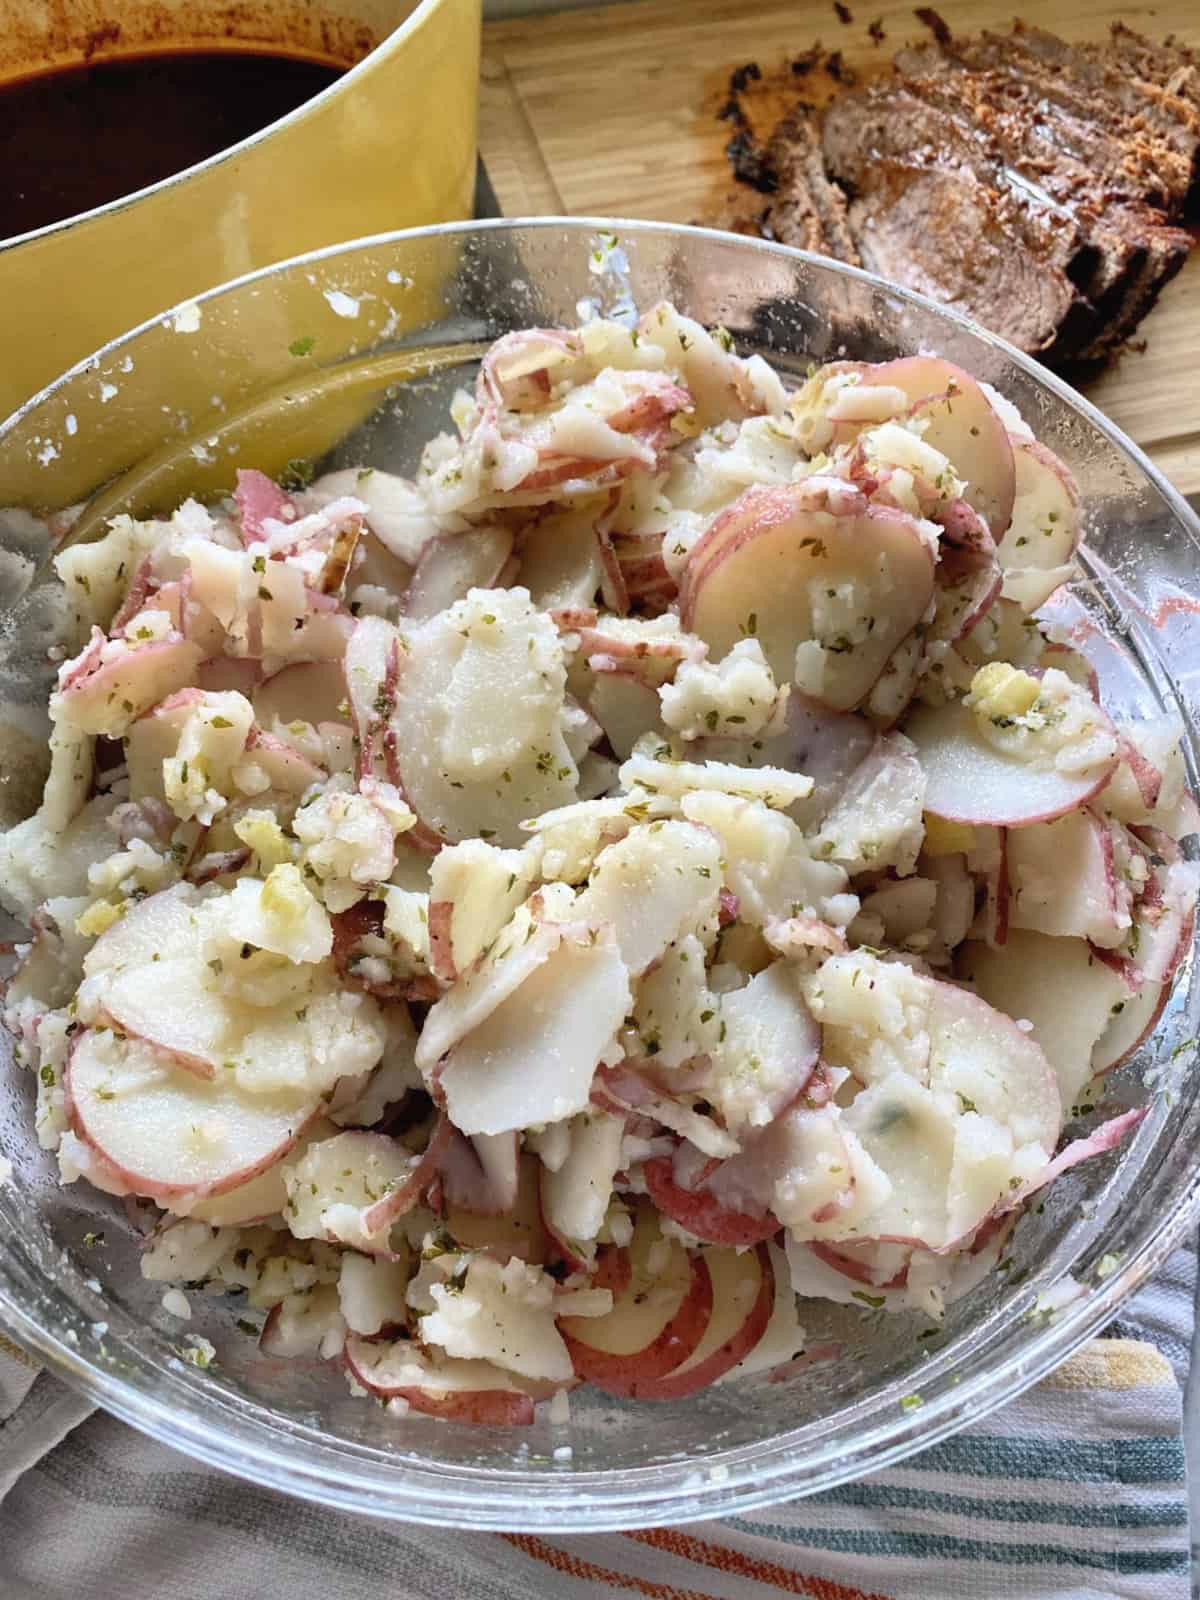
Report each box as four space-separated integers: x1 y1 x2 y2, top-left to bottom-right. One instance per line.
282 1124 445 1249
807 954 1060 1247
539 1113 625 1261
904 696 1118 827
681 488 934 710
1006 810 1130 948
679 476 866 604
344 1335 537 1424
558 1208 713 1396
427 919 632 1137
857 878 938 947
426 838 539 983
177 1117 338 1225
438 1127 520 1216
259 1285 345 1359
811 731 926 876
586 669 662 761
718 1241 805 1380
1008 1106 1147 1209
517 503 604 610
1092 978 1168 1076
633 1243 774 1399
711 962 821 1132
382 595 580 847
417 1252 574 1382
1102 714 1188 825
52 631 204 738
338 1248 412 1337
643 1153 780 1247
444 1150 550 1265
401 527 514 622
1000 439 1081 583
125 688 255 805
310 469 440 567
925 852 975 951
576 819 721 976
65 1027 318 1202
415 899 566 1070
962 930 1127 1111
253 661 349 731
856 358 1015 537
239 728 326 795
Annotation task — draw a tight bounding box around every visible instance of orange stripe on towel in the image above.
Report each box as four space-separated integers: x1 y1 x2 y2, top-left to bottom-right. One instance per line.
501 1531 722 1600
624 1528 892 1600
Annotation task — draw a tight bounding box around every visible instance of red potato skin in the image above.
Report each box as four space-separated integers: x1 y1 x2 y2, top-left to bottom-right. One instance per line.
426 901 457 983
330 900 441 1003
559 1249 714 1396
634 1244 776 1401
359 1116 453 1237
342 1339 536 1425
643 1155 781 1247
63 1032 319 1202
91 1004 217 1081
808 1241 908 1289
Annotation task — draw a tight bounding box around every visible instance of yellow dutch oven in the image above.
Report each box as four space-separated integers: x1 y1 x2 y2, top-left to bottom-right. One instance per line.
0 0 481 420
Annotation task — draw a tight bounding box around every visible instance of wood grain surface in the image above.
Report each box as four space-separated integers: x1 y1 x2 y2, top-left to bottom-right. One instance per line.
479 0 1200 495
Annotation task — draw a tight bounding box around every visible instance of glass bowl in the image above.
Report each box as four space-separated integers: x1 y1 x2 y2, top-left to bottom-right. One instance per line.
0 219 1198 1530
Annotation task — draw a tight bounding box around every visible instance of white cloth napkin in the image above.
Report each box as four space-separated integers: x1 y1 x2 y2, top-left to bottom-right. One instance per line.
2 1243 1195 1600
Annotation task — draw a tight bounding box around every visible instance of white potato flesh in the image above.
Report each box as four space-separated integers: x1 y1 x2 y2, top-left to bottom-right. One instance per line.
632 934 721 1069
1006 811 1130 948
1001 440 1081 572
681 790 849 928
253 661 349 731
518 503 605 610
620 742 813 810
310 469 441 565
588 671 663 762
540 1113 626 1247
53 635 204 738
576 820 721 975
343 1336 536 1420
427 838 540 979
415 900 565 1072
811 733 926 876
66 1028 316 1200
905 696 1117 827
857 357 1016 537
714 963 820 1132
438 925 631 1135
338 1250 411 1336
389 592 579 846
682 491 934 710
402 527 514 623
180 1119 337 1224
419 1254 574 1382
260 1285 347 1358
281 1129 425 1247
962 932 1125 1110
803 952 1059 1245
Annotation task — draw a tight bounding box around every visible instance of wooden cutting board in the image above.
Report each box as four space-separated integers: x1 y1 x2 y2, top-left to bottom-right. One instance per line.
479 0 1200 496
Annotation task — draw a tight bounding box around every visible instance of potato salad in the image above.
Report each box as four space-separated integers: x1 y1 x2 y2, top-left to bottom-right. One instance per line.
2 305 1195 1421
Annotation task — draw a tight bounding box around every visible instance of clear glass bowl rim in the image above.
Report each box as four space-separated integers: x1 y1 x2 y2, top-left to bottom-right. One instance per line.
2 215 1199 1530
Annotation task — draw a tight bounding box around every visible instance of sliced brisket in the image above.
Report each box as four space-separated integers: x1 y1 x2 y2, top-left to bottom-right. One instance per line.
765 108 861 261
842 158 1084 355
720 21 1198 368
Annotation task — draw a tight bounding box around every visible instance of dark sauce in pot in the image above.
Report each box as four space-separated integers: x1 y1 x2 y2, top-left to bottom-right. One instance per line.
0 50 344 239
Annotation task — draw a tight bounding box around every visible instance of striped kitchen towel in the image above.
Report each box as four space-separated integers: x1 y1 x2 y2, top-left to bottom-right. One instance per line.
1 1242 1194 1600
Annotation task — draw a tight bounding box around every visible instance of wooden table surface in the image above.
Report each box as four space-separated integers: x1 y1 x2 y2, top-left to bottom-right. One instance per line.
479 0 1200 497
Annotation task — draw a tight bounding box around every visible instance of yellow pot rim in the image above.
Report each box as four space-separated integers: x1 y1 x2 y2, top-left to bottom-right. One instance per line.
0 0 444 254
